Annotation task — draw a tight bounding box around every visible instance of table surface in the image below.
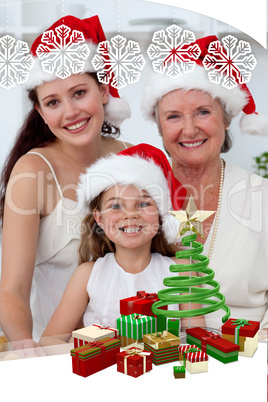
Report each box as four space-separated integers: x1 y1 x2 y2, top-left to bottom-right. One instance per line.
0 339 266 402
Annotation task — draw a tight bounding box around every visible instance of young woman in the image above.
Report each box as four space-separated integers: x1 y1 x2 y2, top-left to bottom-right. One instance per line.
0 15 131 352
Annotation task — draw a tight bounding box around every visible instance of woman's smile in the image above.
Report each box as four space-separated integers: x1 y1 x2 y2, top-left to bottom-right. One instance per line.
180 139 207 149
64 118 90 133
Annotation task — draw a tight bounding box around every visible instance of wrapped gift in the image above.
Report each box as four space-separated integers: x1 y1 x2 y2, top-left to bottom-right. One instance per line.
144 342 179 365
180 345 208 374
186 327 240 364
117 314 156 343
221 318 260 357
116 347 153 378
70 337 120 377
72 324 118 348
178 344 199 361
143 330 180 350
168 318 180 337
120 291 167 317
156 315 167 332
173 365 186 379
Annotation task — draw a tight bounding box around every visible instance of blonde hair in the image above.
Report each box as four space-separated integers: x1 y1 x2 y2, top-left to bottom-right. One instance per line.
78 191 177 264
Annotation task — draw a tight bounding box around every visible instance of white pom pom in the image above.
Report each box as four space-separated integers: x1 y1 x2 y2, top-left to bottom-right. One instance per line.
162 213 181 244
104 95 131 127
240 112 268 136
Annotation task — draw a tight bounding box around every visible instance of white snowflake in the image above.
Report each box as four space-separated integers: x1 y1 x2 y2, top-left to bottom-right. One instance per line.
203 35 257 89
36 24 90 79
92 35 146 90
147 25 201 79
0 35 34 89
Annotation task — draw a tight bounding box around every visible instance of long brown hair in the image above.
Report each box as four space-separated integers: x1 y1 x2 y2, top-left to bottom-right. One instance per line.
0 73 119 222
78 192 177 264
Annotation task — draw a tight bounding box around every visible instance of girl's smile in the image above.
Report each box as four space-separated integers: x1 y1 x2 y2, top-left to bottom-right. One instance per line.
94 184 160 249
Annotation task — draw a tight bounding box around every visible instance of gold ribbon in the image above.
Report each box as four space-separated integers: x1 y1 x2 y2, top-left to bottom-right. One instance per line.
151 330 168 339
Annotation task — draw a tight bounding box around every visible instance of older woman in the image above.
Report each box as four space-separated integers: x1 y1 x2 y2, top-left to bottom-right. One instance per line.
141 35 268 331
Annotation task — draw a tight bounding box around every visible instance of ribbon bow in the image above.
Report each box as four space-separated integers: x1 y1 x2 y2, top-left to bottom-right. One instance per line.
133 314 142 320
88 341 103 348
151 330 168 339
136 291 157 300
200 331 220 352
202 331 220 340
231 319 252 345
97 325 110 330
125 348 150 357
186 347 200 353
231 319 252 328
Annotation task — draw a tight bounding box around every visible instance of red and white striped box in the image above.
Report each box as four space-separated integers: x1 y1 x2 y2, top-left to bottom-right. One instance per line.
179 344 208 374
72 324 119 349
178 344 199 361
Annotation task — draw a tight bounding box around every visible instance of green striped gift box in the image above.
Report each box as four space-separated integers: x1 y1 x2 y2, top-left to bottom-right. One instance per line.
117 314 156 340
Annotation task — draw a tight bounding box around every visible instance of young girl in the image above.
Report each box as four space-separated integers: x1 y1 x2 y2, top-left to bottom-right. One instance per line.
40 144 203 347
0 15 131 352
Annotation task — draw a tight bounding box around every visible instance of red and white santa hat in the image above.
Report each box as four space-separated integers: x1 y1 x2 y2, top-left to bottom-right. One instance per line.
26 15 130 127
77 143 186 243
142 35 268 136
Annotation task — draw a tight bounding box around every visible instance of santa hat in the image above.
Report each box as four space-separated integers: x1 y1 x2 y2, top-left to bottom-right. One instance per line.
77 143 186 243
26 15 130 127
142 35 268 136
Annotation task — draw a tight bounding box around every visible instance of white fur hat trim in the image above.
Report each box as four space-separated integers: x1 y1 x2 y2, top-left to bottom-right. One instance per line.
141 65 248 121
77 153 180 243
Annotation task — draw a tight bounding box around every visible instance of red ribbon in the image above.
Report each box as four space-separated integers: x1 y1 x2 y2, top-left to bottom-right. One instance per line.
74 339 109 373
88 341 104 348
136 291 157 300
93 324 118 339
201 331 220 352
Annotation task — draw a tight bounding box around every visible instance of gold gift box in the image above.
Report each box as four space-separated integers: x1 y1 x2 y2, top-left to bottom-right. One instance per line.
143 331 180 350
222 333 246 352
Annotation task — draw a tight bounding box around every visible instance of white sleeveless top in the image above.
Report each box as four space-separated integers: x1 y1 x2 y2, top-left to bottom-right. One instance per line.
83 252 176 328
28 152 84 340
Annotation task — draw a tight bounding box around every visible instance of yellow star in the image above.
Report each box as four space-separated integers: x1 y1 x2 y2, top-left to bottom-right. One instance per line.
169 195 215 238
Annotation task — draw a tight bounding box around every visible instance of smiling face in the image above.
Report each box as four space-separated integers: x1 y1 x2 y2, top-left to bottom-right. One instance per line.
35 73 109 148
93 184 160 252
157 89 227 169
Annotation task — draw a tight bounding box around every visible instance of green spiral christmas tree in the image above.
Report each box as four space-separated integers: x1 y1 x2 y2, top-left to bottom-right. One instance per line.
151 196 230 324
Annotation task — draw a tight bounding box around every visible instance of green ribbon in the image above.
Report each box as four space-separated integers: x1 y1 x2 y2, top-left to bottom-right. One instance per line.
183 347 200 367
231 319 252 344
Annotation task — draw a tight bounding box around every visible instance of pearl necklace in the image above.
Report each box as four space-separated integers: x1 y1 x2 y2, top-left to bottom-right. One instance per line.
207 158 225 260
171 158 225 260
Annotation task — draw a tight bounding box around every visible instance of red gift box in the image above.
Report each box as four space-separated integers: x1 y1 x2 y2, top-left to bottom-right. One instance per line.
116 347 153 378
70 337 120 377
186 327 240 363
221 318 260 356
222 318 259 338
120 290 167 317
187 327 239 353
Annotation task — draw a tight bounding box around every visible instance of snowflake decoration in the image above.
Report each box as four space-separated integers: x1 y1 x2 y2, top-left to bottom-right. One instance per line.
147 25 201 79
0 35 34 89
203 35 257 89
92 35 146 90
36 24 90 79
